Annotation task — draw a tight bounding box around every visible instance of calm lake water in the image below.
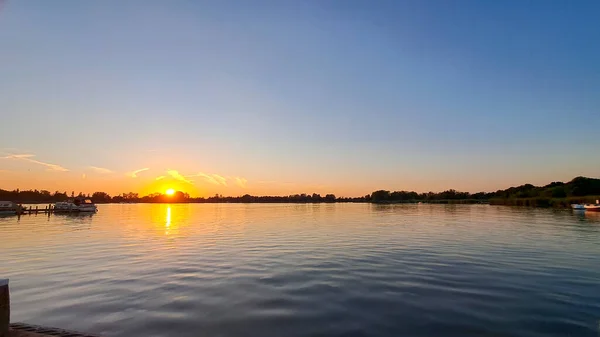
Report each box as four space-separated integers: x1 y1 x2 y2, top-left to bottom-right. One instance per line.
2 204 600 337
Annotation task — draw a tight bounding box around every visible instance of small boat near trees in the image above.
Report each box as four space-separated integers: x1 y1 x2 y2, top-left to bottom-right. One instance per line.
584 200 600 212
54 197 98 213
571 200 600 212
0 201 26 215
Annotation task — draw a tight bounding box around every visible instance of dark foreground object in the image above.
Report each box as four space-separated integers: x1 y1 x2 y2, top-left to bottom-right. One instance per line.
9 323 101 337
1 280 8 337
1 280 100 337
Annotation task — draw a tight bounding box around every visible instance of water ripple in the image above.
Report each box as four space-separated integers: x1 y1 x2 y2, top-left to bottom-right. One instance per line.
1 204 600 337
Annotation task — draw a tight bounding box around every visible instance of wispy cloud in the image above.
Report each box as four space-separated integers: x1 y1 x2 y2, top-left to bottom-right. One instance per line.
168 170 193 184
235 177 248 188
190 172 228 186
155 175 166 181
1 154 33 159
213 174 227 186
89 166 113 174
127 168 149 178
1 154 69 172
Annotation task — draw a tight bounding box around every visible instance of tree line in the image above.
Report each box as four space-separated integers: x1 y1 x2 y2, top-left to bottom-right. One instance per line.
369 176 600 204
0 189 343 204
1 176 598 205
488 176 600 208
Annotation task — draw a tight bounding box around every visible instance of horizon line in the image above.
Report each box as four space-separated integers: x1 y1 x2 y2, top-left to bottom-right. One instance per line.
1 175 596 199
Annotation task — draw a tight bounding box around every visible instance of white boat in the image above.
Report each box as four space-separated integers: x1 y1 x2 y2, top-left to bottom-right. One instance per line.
0 201 26 215
584 200 600 212
54 197 98 213
572 200 600 212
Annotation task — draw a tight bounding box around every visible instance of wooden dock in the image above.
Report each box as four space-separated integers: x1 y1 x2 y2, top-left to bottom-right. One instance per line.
17 205 86 215
20 205 56 215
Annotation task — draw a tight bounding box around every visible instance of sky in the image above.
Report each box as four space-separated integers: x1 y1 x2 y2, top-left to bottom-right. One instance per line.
0 0 599 197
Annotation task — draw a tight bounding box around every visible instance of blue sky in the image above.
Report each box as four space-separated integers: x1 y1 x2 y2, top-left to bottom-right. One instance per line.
0 0 599 196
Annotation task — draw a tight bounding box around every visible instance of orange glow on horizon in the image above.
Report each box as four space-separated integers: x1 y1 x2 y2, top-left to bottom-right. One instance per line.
135 177 200 197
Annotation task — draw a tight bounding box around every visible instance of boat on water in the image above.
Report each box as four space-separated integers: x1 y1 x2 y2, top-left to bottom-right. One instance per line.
54 197 98 213
584 201 600 212
0 201 26 215
571 200 600 212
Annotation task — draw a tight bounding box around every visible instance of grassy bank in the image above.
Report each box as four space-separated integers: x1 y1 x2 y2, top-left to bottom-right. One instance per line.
489 196 600 208
373 199 487 205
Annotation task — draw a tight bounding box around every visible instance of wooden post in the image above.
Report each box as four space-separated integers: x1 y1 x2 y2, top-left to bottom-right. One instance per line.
35 206 38 214
0 279 9 337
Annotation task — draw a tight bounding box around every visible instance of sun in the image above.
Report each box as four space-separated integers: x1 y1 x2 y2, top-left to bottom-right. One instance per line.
165 188 175 196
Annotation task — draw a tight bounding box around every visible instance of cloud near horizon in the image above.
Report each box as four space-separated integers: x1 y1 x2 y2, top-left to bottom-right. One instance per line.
89 166 113 174
235 177 248 188
127 168 149 178
1 154 69 172
167 170 193 184
189 172 228 186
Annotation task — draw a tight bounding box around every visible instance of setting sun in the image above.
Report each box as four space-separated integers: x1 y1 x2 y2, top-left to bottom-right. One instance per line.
165 188 175 196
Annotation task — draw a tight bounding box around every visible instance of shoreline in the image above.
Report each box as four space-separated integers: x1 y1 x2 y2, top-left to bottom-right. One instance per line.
2 176 599 206
489 196 600 208
11 199 594 209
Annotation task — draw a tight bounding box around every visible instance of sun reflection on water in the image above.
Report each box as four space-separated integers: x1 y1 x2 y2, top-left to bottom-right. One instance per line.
165 205 172 235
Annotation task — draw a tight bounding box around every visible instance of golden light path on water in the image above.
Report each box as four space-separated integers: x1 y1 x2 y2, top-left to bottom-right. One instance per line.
2 204 600 337
165 206 171 235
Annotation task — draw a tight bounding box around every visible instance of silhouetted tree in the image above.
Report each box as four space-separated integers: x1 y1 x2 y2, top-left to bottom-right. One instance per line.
371 190 390 203
92 192 112 203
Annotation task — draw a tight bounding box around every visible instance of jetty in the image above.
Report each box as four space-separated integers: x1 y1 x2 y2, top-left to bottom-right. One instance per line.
1 280 101 337
6 205 95 216
18 205 61 215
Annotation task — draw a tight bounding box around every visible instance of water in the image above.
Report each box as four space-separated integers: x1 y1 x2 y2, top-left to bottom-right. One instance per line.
1 204 600 337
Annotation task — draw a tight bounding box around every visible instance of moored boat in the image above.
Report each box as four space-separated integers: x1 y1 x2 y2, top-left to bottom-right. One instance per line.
0 201 26 215
584 200 600 212
54 197 98 213
572 200 600 212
